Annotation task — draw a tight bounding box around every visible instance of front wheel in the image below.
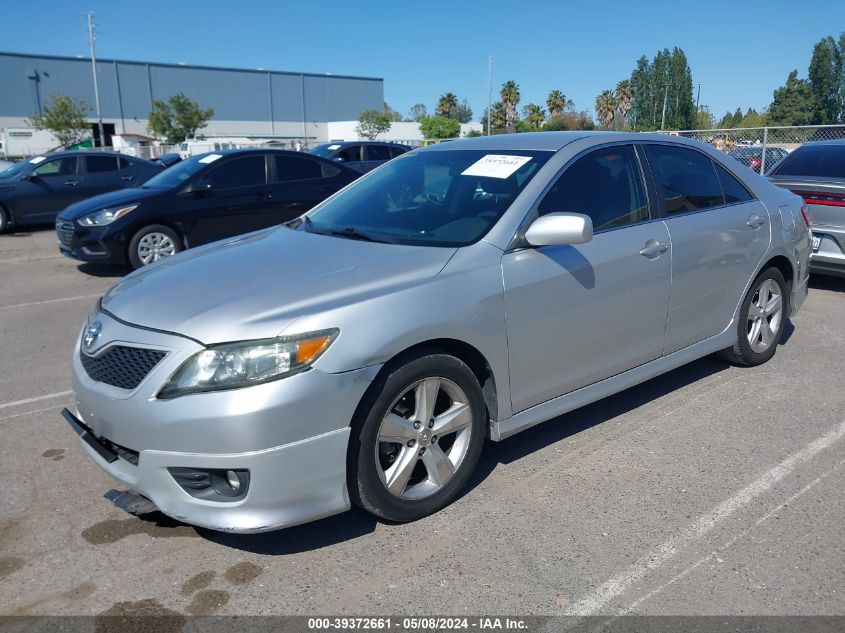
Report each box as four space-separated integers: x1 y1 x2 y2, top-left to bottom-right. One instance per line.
128 224 182 269
719 267 788 366
348 350 487 522
0 205 10 234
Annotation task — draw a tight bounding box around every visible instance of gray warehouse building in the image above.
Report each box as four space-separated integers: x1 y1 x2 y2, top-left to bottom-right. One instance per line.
0 51 384 149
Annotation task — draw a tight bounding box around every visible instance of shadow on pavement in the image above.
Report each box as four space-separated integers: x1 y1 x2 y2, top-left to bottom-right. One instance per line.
77 263 132 278
809 275 844 293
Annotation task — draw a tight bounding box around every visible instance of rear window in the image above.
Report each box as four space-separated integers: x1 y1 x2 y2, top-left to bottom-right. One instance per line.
714 162 754 204
274 155 324 181
645 145 724 213
85 155 118 173
771 144 845 179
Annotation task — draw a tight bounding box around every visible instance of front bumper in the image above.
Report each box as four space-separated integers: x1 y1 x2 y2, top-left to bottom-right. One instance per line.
67 311 380 532
56 219 126 265
810 224 845 278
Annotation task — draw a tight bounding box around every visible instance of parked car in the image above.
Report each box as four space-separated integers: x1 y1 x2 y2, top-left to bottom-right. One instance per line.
309 141 411 172
62 132 810 533
0 159 14 172
0 151 162 232
729 146 788 174
768 139 845 277
56 149 361 268
153 153 182 168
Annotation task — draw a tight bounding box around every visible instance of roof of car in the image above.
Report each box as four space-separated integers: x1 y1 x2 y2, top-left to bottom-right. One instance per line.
27 150 156 163
800 138 845 147
417 131 711 152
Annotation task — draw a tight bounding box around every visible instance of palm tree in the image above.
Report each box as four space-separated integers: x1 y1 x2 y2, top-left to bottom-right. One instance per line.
500 80 520 132
546 90 566 120
489 101 507 133
522 103 546 130
437 92 459 119
595 90 616 129
614 80 633 128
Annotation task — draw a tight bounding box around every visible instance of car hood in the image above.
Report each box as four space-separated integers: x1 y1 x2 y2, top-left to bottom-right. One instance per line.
101 226 457 344
59 186 164 220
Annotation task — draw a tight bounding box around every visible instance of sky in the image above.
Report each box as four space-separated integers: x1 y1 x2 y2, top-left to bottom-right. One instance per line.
2 0 840 123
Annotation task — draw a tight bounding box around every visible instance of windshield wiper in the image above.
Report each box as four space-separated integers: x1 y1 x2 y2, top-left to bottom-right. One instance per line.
328 227 391 243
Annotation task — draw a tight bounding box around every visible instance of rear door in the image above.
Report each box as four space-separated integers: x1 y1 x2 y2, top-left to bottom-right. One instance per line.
502 143 672 412
334 144 364 171
183 154 272 246
269 154 352 222
80 154 123 199
643 143 770 353
14 156 80 223
361 144 393 172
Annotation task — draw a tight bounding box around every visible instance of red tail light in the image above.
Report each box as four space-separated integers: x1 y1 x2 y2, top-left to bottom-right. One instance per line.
800 204 812 228
792 190 845 208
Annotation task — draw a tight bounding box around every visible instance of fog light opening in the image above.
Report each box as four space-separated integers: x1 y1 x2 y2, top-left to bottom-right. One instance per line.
226 470 241 492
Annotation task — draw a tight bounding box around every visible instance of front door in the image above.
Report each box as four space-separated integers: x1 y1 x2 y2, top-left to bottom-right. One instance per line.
15 155 80 223
502 144 672 413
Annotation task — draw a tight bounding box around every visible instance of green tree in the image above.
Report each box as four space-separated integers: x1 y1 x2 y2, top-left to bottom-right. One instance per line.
436 92 459 119
522 103 546 130
464 129 482 137
808 36 842 124
614 80 633 128
500 80 521 132
595 90 616 128
455 99 473 123
383 102 403 122
356 108 392 140
694 106 716 129
628 48 695 130
546 90 567 120
768 70 814 126
420 115 460 139
28 94 90 148
408 103 428 122
480 101 508 135
148 93 214 143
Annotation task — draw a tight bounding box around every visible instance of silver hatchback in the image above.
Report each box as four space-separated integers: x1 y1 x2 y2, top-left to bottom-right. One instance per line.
64 132 811 532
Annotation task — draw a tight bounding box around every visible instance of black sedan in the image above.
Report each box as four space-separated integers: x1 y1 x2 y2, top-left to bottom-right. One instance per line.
309 141 411 173
0 151 162 232
56 148 361 268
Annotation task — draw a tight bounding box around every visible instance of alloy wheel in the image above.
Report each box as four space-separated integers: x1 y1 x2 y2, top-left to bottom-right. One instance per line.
746 278 783 353
137 232 177 265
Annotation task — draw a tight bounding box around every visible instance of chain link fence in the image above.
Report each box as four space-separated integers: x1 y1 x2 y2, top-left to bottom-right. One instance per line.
664 124 845 175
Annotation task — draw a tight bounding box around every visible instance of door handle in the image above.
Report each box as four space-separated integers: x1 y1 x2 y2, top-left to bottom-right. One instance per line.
639 240 669 257
121 176 135 181
64 180 79 186
746 214 766 228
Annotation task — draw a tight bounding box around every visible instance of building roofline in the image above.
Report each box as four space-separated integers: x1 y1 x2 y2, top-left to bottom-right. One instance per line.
0 50 384 83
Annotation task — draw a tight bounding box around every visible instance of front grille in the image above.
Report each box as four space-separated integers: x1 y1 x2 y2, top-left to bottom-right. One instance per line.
80 345 167 390
56 219 74 247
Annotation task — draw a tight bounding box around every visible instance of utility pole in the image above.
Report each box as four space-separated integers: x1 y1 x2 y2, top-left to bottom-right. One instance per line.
695 83 701 111
87 12 105 147
660 82 669 131
487 55 493 136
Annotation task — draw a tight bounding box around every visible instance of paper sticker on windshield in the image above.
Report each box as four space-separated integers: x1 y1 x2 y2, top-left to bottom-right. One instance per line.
29 156 47 164
198 154 222 164
461 154 531 179
327 144 341 150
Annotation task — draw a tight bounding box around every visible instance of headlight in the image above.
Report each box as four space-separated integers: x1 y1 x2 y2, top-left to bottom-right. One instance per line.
79 203 139 226
158 329 338 399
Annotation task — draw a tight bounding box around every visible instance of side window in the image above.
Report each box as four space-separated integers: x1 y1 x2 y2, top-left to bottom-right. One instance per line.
365 145 391 161
273 155 324 182
33 157 77 177
389 146 407 158
204 156 266 189
85 155 119 173
713 161 753 204
537 144 649 231
117 157 132 170
645 145 724 213
336 145 361 162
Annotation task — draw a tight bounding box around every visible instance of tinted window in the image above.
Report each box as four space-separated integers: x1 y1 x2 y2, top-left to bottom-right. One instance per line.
714 162 753 204
645 145 723 213
85 155 118 173
771 144 845 178
389 146 408 158
538 145 649 231
365 145 392 161
336 145 361 162
205 156 266 189
118 156 132 170
274 155 323 182
33 157 77 177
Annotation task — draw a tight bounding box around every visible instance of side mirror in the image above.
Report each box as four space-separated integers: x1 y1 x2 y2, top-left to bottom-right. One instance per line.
185 179 213 194
525 213 593 247
24 172 37 181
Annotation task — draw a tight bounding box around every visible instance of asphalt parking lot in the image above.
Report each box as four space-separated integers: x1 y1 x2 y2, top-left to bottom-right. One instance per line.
1 228 844 619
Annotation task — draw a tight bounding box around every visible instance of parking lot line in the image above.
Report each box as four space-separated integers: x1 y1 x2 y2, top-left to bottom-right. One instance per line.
0 294 101 310
0 390 72 411
562 419 845 616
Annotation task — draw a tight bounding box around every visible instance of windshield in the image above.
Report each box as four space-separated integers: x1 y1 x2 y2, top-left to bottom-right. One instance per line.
771 144 845 179
0 159 36 179
308 144 339 158
141 154 216 189
301 149 551 247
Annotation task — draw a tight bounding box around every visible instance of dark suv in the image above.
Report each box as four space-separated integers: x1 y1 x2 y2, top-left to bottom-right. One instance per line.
309 141 411 173
0 151 162 232
56 149 361 268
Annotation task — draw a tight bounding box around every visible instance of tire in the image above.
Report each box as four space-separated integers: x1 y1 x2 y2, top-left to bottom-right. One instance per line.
128 224 182 269
348 349 487 522
0 205 10 234
719 267 788 366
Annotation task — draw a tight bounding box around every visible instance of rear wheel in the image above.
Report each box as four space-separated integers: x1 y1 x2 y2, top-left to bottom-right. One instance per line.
719 267 787 366
348 350 487 522
128 224 182 268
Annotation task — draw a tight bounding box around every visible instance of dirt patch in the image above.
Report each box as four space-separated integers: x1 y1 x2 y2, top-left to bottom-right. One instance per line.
185 589 230 616
41 448 65 461
0 556 25 578
95 598 185 633
179 570 216 597
224 561 263 586
82 517 197 545
62 581 97 600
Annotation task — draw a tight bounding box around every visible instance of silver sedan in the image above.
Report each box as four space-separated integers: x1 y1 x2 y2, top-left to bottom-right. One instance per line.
64 132 812 532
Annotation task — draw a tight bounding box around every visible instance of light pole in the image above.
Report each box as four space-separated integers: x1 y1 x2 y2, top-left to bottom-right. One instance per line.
695 83 701 111
660 82 669 131
87 12 105 147
487 55 493 136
